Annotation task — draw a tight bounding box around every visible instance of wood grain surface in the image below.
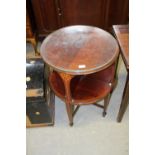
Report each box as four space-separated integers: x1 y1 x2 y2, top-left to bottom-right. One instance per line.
40 25 119 75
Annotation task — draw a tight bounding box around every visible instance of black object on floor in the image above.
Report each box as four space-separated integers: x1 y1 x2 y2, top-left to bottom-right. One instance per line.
26 58 54 126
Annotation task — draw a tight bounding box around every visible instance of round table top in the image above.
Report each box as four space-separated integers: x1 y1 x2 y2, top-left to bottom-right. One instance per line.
40 25 119 75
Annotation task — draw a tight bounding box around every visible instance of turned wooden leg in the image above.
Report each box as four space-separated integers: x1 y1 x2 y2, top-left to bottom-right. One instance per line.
65 103 73 126
117 73 129 122
71 104 75 114
59 73 74 126
103 93 111 117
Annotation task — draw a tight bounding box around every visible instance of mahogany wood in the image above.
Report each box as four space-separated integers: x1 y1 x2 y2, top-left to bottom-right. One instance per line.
30 0 59 36
107 0 129 31
41 26 119 125
113 25 129 69
26 11 33 38
28 0 129 37
113 25 129 122
26 8 38 54
49 66 114 105
117 73 129 122
59 0 109 28
40 26 119 75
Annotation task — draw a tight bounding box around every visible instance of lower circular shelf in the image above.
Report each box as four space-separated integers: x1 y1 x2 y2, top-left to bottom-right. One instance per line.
49 64 115 105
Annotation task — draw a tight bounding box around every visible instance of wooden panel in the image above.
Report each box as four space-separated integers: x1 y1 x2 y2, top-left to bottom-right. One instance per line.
107 0 129 30
59 0 109 29
26 11 33 38
28 0 129 37
30 0 59 36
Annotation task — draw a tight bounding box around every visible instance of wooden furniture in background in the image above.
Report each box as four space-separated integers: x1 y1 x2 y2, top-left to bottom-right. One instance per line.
30 0 60 37
26 9 38 55
58 0 110 28
28 0 129 38
113 25 129 122
40 26 119 125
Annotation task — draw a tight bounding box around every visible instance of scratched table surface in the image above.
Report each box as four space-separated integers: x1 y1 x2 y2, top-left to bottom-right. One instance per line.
40 25 119 75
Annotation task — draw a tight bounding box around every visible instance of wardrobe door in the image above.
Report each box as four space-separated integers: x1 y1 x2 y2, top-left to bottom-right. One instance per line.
59 0 110 30
31 0 59 36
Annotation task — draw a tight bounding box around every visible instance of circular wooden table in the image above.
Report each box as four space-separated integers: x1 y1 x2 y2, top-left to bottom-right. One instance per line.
40 25 119 125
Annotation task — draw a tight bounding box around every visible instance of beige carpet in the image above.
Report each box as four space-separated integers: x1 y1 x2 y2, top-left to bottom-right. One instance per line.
26 43 129 155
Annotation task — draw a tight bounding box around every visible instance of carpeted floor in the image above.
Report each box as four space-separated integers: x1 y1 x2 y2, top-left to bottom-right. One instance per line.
26 43 129 155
